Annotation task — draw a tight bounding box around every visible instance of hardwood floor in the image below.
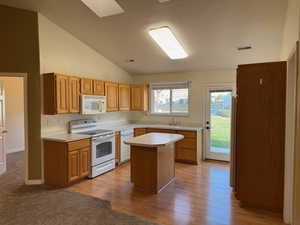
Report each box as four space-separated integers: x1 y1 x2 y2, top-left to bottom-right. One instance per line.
68 161 285 225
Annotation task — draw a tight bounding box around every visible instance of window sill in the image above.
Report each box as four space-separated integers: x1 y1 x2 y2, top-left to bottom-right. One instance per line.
148 112 189 117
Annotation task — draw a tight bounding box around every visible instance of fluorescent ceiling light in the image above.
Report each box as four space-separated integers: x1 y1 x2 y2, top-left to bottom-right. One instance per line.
149 27 188 60
81 0 124 18
158 0 171 3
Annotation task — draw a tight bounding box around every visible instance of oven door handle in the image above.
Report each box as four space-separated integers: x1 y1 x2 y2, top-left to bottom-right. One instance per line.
92 134 115 142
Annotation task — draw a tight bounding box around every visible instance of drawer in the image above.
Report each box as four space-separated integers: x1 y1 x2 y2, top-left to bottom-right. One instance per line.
146 128 176 134
176 138 197 150
175 148 197 162
68 139 90 151
176 130 197 138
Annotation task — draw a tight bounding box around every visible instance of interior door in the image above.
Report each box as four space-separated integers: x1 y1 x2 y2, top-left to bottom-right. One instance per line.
0 83 6 175
204 85 234 161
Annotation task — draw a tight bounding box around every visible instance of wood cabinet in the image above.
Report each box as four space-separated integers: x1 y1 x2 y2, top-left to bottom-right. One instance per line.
236 62 286 212
119 84 131 111
131 85 148 111
115 131 121 165
44 138 91 187
43 73 80 114
105 82 119 112
69 77 80 113
134 128 147 137
93 80 105 96
133 128 200 164
81 78 93 95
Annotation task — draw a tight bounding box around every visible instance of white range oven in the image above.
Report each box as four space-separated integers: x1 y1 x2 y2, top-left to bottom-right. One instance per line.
69 120 115 178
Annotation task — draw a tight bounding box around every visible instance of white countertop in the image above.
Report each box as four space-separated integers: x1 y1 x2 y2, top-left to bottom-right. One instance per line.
124 133 184 147
106 123 203 132
42 133 91 142
42 123 203 142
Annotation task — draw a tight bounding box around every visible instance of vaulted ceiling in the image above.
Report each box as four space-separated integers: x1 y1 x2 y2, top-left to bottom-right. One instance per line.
0 0 288 74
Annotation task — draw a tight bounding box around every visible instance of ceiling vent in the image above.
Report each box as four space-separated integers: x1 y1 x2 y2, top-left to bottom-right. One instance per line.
237 46 252 51
81 0 124 18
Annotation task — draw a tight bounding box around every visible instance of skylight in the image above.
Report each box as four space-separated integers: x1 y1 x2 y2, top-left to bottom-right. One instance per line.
149 27 188 60
81 0 124 18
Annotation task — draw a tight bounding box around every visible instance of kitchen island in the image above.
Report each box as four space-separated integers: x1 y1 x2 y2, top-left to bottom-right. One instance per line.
125 132 184 194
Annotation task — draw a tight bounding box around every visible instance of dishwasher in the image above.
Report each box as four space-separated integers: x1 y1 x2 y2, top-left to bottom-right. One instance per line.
121 129 134 163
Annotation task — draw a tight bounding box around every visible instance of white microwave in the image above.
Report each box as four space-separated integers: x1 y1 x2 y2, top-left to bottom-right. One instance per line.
81 95 106 115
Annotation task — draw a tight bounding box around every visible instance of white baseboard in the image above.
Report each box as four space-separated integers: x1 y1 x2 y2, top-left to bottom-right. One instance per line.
25 179 44 185
7 147 25 154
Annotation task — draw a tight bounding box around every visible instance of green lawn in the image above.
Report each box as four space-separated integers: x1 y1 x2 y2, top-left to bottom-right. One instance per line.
211 115 231 149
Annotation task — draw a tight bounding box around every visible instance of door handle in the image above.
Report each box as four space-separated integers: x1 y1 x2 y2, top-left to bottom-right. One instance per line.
2 130 7 134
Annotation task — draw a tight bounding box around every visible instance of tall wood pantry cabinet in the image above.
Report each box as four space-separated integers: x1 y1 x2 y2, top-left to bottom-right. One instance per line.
235 61 286 212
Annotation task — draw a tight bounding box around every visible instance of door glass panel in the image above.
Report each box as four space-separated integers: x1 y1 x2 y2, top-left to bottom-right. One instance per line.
210 91 232 155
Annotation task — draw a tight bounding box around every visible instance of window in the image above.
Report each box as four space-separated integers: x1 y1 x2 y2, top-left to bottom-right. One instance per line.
150 82 190 115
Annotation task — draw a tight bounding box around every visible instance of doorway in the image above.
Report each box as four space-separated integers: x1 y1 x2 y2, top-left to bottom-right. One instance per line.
204 84 235 161
0 73 28 183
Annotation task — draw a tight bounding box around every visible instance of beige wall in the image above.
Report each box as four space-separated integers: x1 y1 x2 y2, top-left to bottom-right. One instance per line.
0 5 41 180
131 69 236 126
38 14 133 134
281 0 300 60
0 77 25 153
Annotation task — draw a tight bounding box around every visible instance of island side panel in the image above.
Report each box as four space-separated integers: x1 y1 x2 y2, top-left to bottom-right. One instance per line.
130 145 158 193
157 143 175 192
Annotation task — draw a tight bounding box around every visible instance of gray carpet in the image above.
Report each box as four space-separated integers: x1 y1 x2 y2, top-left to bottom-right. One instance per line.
0 152 162 225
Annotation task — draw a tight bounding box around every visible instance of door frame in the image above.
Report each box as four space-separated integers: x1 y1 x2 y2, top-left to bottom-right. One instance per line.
0 73 30 184
203 82 236 161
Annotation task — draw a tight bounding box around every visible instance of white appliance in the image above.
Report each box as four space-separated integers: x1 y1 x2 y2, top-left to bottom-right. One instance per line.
120 129 134 163
69 120 115 178
81 95 106 115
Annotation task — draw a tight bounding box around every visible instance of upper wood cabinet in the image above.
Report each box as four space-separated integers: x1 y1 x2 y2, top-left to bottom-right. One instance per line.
131 85 149 111
93 80 105 96
118 84 131 111
43 73 80 114
105 82 119 112
69 77 80 113
81 78 93 95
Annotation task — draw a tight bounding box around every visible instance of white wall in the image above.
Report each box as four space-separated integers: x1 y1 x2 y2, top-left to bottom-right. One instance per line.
281 0 300 60
0 77 25 153
38 14 133 134
131 69 236 126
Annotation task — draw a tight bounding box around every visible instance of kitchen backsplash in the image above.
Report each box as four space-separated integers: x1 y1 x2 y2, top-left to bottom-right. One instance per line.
41 112 132 135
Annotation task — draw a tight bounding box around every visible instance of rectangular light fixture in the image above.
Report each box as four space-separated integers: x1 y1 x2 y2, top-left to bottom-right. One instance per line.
149 27 188 60
81 0 124 18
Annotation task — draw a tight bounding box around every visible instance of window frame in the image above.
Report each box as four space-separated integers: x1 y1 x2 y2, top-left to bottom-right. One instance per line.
149 84 190 117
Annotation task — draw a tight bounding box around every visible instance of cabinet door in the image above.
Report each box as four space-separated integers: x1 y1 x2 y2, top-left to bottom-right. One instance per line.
131 85 148 111
81 78 93 95
69 77 80 113
56 75 69 114
105 82 119 112
119 84 130 111
93 80 105 96
79 148 90 177
68 150 80 182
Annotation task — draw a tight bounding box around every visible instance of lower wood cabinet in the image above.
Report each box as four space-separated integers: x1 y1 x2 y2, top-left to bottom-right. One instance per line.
134 128 200 164
134 128 147 137
44 138 91 187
